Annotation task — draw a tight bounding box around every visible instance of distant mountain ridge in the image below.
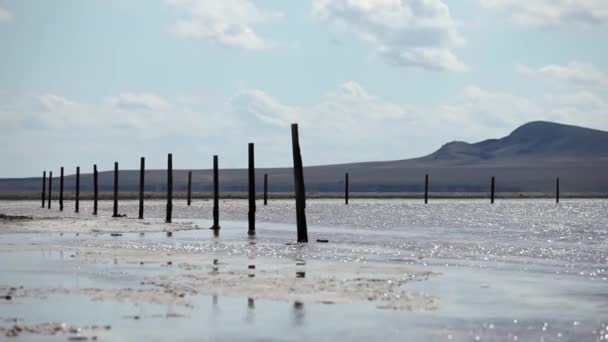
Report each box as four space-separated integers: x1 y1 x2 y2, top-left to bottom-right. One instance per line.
1 121 608 195
425 121 608 163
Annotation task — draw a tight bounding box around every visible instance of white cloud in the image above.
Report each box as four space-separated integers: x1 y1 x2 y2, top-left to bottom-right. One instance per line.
38 95 76 112
480 0 608 27
0 6 12 23
312 0 466 72
228 89 301 127
516 62 608 86
167 0 280 49
3 83 608 175
110 93 172 111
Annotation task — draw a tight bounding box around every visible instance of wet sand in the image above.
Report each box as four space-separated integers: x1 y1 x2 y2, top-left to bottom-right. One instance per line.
0 199 607 341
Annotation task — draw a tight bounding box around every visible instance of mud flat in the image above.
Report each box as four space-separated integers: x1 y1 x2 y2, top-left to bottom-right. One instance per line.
0 199 607 341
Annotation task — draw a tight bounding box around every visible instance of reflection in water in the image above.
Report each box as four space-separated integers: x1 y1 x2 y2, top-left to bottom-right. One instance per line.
212 229 219 238
292 301 305 327
246 297 255 324
212 294 219 315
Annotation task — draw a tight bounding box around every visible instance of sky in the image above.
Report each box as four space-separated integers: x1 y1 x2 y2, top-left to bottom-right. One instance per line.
0 0 607 177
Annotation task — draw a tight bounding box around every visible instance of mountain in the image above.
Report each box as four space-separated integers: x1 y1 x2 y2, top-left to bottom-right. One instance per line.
424 121 608 163
2 121 608 196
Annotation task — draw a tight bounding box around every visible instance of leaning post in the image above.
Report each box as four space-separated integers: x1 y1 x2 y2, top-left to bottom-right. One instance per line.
248 143 256 235
291 124 308 243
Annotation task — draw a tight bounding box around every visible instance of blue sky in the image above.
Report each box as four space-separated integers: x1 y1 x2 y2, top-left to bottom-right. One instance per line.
1 0 607 177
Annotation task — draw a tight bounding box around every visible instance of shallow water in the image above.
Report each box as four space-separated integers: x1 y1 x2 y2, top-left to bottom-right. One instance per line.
1 199 607 341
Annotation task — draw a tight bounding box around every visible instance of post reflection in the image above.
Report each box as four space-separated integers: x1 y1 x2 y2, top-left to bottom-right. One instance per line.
292 301 305 327
212 294 219 315
245 297 255 324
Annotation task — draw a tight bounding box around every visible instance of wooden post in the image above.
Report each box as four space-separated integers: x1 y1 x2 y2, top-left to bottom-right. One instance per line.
556 177 560 204
491 176 495 204
59 166 64 211
75 167 80 213
41 171 46 208
187 171 192 206
166 153 173 223
291 124 308 243
424 174 429 204
112 162 119 217
93 164 98 215
48 171 52 209
139 157 145 219
263 173 268 206
248 143 256 235
211 155 220 230
345 172 349 205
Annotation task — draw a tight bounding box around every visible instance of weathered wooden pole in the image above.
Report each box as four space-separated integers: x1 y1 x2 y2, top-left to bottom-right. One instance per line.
93 164 98 215
139 157 145 219
59 167 64 211
112 162 119 217
187 171 192 206
491 176 495 204
166 153 173 223
75 166 80 213
556 177 560 204
345 172 349 205
263 173 268 206
211 155 220 230
48 171 52 209
248 143 256 235
424 174 429 204
41 171 46 208
291 124 308 243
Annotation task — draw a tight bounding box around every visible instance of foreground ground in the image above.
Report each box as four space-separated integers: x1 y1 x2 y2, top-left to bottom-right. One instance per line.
0 199 607 341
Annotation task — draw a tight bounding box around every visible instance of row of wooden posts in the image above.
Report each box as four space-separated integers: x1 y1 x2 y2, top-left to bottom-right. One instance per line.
39 124 309 242
38 124 563 242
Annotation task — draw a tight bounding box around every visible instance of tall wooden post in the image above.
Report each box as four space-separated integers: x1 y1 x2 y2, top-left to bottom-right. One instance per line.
48 171 52 209
59 167 64 211
139 157 145 219
166 153 173 223
75 167 80 213
345 172 349 205
263 173 268 206
291 124 308 243
211 155 220 230
248 143 256 235
93 164 98 215
112 162 119 217
491 176 495 204
556 177 560 204
424 174 429 204
187 171 192 206
41 171 46 208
